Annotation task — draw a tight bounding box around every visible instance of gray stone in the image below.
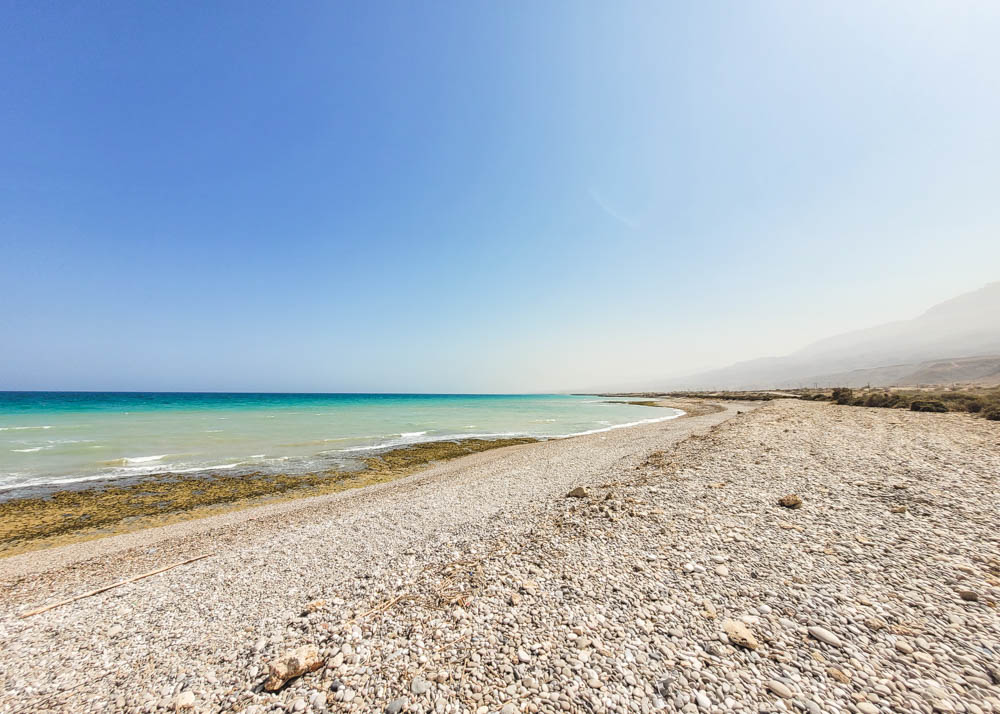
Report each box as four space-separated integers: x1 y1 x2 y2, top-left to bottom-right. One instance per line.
386 698 408 714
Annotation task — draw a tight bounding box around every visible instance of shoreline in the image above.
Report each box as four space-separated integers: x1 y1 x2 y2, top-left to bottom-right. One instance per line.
0 402 687 560
0 393 678 500
0 437 538 558
0 397 719 589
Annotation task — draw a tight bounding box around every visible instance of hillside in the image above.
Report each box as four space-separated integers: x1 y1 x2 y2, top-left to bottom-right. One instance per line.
669 282 1000 389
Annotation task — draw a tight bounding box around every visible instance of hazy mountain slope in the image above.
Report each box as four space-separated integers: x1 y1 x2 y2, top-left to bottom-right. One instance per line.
669 282 1000 389
788 355 1000 389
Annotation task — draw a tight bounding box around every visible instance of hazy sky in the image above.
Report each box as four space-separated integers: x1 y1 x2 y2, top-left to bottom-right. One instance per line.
3 2 999 392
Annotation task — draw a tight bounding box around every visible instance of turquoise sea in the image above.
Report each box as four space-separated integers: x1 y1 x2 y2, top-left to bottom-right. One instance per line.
0 393 681 494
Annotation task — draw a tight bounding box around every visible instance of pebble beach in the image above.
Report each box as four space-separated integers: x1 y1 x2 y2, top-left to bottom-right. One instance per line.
1 398 998 714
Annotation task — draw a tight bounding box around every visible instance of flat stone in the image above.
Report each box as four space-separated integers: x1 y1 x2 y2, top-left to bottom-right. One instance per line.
807 626 843 648
827 667 850 683
766 680 793 698
309 692 326 709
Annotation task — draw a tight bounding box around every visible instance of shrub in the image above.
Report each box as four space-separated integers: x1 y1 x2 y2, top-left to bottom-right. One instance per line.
910 400 948 413
984 406 1000 421
831 387 854 405
863 392 901 408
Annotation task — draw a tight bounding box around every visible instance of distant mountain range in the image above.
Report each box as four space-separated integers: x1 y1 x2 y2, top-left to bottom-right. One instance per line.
669 281 1000 389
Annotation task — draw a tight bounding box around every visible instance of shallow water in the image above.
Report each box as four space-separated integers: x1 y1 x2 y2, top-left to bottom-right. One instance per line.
0 393 680 492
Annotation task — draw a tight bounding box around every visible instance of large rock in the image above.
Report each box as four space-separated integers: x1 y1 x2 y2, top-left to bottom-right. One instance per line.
173 691 195 711
723 619 758 650
778 494 803 509
264 645 324 691
567 487 590 498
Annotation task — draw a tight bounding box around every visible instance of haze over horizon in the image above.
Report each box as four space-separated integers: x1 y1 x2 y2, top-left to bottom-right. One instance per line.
3 2 999 393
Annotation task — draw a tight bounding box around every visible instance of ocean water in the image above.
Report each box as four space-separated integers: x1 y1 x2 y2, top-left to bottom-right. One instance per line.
0 393 681 493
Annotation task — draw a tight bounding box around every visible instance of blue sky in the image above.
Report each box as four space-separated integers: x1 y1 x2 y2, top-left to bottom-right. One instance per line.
3 1 999 392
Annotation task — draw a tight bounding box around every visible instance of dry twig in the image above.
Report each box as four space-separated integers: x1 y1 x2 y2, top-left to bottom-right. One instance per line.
19 553 213 618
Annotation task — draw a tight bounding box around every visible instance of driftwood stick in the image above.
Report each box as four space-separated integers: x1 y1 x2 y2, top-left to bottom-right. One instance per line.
19 553 213 618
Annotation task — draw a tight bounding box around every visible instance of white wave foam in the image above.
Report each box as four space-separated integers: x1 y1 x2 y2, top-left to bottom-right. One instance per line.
334 431 527 453
113 466 166 475
172 463 239 473
0 425 52 431
400 431 428 438
11 447 43 453
100 454 169 467
0 473 111 490
125 454 168 464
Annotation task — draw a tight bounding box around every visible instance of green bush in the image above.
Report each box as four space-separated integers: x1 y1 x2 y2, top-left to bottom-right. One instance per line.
910 400 948 413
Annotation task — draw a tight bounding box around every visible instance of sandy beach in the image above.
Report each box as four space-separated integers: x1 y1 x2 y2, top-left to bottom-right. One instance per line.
1 398 998 714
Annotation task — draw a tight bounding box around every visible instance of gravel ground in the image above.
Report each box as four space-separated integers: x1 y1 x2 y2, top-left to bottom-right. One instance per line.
1 399 998 714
